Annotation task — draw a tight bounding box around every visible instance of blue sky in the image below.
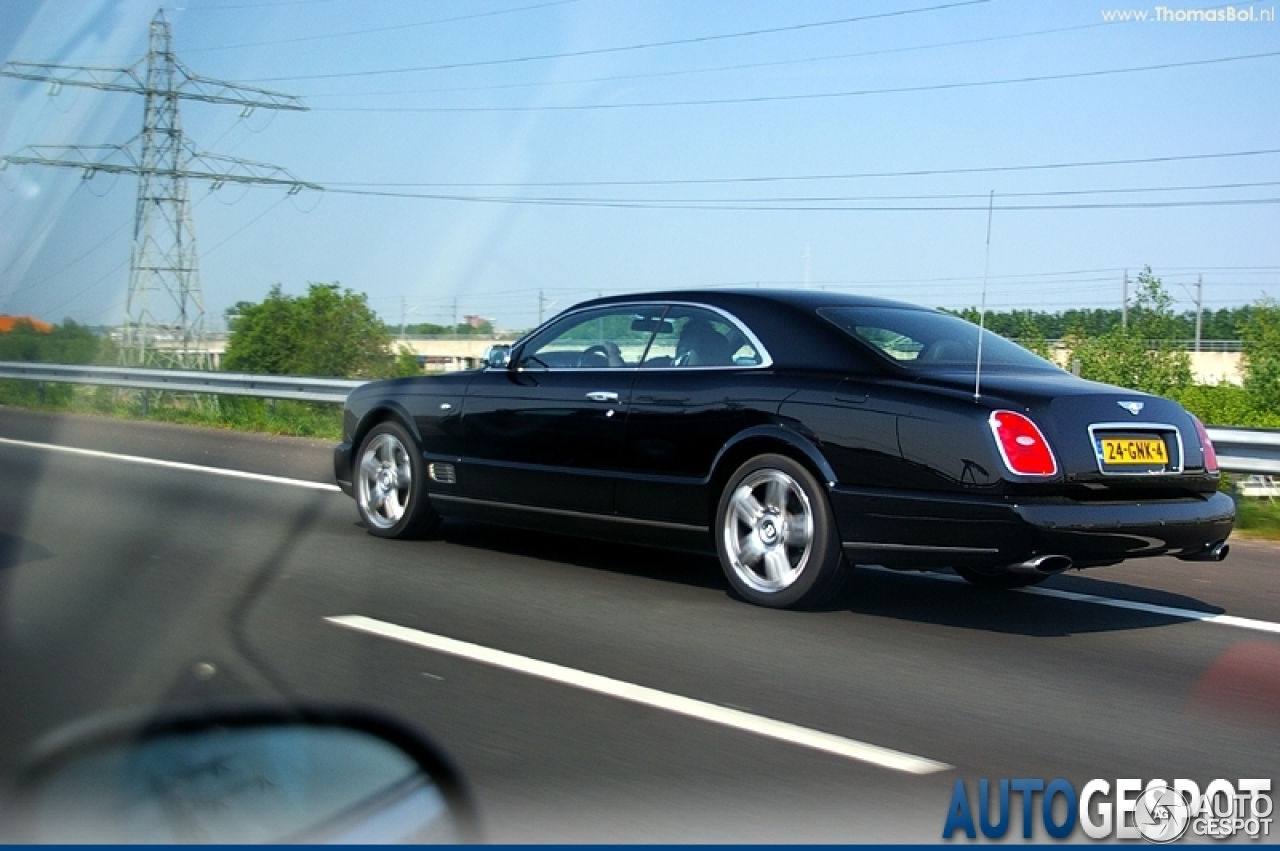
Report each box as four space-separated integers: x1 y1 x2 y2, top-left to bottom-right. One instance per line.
1 0 1277 332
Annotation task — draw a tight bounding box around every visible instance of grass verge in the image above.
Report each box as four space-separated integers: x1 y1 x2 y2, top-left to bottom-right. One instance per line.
0 382 343 441
1232 498 1280 540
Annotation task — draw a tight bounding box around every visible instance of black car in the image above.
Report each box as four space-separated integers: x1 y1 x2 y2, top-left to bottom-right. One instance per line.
334 290 1233 609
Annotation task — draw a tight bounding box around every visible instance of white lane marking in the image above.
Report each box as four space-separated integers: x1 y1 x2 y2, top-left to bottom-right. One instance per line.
1019 585 1280 634
326 614 951 775
0 436 340 492
861 565 1280 636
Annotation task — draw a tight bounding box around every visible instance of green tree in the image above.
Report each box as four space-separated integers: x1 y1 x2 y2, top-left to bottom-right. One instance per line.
223 283 397 378
393 345 423 376
1241 298 1280 416
400 322 450 336
0 318 106 407
0 318 102 364
1068 268 1191 396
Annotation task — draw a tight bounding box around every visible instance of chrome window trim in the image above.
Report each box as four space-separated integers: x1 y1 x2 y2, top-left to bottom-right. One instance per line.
508 300 774 373
1087 422 1185 475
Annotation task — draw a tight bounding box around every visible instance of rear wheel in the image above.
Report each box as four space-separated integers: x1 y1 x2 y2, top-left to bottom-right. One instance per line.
715 454 847 609
355 421 441 539
954 566 1048 590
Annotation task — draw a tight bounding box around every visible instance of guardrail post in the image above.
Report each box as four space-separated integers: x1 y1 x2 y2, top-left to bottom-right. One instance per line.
140 390 149 418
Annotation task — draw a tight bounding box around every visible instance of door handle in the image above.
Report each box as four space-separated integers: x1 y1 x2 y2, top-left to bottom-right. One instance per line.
586 391 619 403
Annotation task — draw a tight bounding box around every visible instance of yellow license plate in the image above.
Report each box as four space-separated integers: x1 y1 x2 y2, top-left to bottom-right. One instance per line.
1101 438 1168 465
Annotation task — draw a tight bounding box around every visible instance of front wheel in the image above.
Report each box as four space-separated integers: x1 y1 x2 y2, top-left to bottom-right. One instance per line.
715 454 848 609
354 421 441 539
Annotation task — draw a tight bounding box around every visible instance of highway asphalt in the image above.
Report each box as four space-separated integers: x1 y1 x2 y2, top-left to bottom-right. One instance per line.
0 407 1277 842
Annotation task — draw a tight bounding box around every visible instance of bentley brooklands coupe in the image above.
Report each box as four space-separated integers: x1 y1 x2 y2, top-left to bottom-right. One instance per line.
334 290 1234 609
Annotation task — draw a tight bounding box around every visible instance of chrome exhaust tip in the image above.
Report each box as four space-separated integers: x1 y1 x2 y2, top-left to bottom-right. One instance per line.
1177 540 1230 562
1007 554 1073 575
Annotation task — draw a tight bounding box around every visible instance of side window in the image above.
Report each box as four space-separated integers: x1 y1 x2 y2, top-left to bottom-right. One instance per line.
854 325 926 362
640 307 763 368
517 307 660 369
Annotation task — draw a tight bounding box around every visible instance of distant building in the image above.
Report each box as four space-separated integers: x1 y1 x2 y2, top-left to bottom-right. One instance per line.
0 315 54 334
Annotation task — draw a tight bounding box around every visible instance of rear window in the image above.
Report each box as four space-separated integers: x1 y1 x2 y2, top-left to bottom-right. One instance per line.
819 306 1060 373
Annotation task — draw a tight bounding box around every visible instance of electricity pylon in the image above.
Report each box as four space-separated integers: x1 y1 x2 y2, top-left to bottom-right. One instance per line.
1 9 319 368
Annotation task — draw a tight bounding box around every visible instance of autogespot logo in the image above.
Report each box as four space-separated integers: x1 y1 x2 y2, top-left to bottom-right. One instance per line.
1133 783 1192 843
942 777 1273 842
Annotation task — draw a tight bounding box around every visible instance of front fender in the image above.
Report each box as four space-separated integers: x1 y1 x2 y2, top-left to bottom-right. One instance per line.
351 398 425 449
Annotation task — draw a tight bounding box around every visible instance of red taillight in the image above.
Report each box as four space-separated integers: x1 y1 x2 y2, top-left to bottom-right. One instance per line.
1192 415 1219 473
989 410 1058 477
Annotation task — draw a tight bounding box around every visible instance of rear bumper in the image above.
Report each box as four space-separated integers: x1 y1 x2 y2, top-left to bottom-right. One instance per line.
832 487 1235 569
334 442 354 497
1012 493 1235 560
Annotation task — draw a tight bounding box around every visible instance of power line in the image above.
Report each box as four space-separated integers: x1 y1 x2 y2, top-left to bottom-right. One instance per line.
181 0 578 54
321 147 1280 189
182 0 344 9
318 179 1280 203
306 20 1124 100
322 186 1280 212
248 0 989 82
313 50 1280 112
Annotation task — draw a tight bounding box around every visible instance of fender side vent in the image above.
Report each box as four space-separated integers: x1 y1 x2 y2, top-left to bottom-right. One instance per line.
428 463 457 484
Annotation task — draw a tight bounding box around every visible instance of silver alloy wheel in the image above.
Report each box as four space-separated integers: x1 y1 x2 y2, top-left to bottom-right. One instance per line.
722 468 815 593
357 431 413 530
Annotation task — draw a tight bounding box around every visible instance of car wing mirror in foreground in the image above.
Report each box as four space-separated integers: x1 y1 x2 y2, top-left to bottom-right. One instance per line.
1 704 481 844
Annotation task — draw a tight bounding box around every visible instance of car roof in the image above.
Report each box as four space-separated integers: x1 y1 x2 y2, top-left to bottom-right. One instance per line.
575 288 932 313
554 288 936 372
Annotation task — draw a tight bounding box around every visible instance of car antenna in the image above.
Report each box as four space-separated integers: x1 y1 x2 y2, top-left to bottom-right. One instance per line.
974 190 994 400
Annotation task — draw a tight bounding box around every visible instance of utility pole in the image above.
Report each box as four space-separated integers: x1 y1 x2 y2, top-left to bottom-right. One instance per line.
1121 270 1129 330
538 290 545 325
1 10 316 369
1195 274 1204 352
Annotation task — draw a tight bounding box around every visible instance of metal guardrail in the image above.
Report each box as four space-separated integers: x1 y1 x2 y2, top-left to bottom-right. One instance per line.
0 362 360 403
1205 427 1280 476
3 361 1279 475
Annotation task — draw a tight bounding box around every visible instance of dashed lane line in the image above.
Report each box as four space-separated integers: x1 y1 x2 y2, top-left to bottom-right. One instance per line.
862 565 1280 635
0 436 340 492
325 614 952 775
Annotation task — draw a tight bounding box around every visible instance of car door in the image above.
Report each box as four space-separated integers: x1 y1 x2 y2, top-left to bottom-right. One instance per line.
617 304 784 527
454 305 657 513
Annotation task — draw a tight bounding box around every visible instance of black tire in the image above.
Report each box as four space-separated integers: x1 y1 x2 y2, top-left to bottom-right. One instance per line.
714 454 847 609
954 566 1048 590
353 421 441 539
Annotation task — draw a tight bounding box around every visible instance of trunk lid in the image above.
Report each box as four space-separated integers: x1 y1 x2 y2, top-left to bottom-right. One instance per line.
916 370 1211 485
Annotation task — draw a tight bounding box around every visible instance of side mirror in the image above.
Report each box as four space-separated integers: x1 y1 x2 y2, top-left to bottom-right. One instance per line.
485 345 511 369
1 705 481 844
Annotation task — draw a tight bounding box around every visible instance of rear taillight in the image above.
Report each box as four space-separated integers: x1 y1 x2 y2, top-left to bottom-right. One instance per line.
989 410 1058 477
1192 415 1219 473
